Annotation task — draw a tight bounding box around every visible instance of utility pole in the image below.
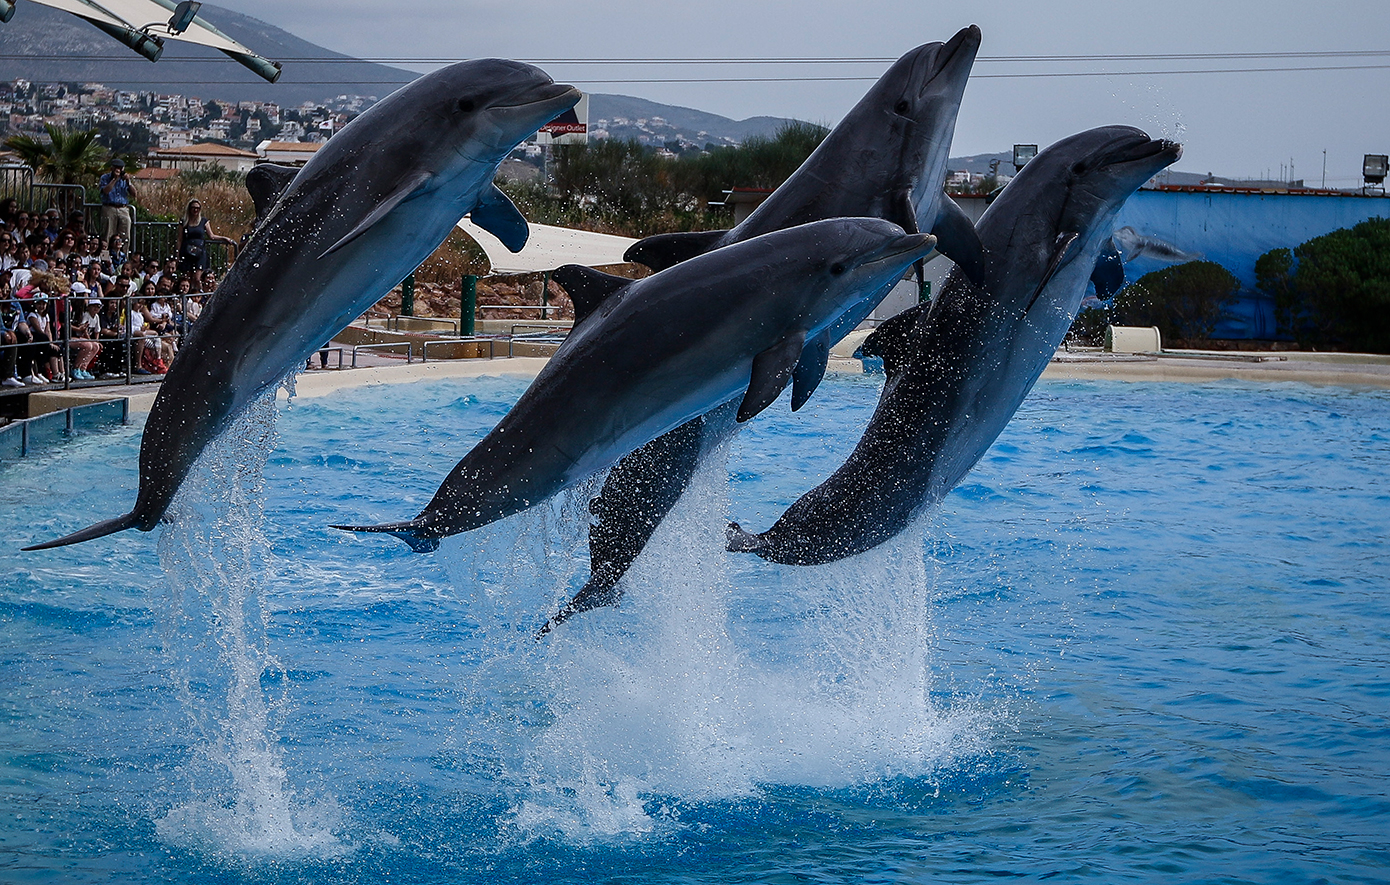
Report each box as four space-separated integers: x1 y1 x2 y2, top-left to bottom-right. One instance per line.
1322 150 1327 188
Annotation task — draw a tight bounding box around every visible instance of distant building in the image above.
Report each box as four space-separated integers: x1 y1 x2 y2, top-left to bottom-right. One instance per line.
256 140 321 166
149 142 259 173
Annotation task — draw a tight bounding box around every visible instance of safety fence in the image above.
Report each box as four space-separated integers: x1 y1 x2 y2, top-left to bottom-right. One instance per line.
0 397 128 462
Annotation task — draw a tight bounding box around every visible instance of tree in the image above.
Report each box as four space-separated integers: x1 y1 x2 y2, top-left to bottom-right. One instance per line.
1112 260 1240 343
4 124 107 185
1257 218 1390 353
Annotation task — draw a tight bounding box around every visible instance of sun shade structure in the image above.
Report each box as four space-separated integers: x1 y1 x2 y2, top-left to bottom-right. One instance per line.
0 0 282 81
457 218 637 274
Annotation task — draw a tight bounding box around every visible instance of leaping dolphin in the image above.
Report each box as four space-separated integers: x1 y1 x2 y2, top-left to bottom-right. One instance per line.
26 60 580 551
545 26 984 629
727 126 1181 565
333 219 938 552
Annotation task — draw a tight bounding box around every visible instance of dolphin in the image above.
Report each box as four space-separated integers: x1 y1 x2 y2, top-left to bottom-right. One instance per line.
1111 225 1203 264
545 26 984 629
727 126 1182 565
333 219 938 551
26 60 580 551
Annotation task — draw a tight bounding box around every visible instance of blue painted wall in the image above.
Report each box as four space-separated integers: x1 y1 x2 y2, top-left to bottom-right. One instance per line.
1114 189 1390 338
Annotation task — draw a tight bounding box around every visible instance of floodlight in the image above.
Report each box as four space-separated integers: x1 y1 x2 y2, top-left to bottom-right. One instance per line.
167 1 201 34
1013 144 1038 172
0 1 15 24
1364 154 1388 186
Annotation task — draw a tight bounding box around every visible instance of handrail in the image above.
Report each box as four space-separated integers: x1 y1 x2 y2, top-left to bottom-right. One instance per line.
350 340 408 364
510 323 571 338
387 315 459 334
421 337 504 362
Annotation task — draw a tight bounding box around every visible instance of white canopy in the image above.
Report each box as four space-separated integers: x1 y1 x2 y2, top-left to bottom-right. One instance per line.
23 0 282 80
457 217 638 275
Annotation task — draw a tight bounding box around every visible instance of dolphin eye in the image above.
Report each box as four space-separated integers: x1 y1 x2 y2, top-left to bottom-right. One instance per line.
894 100 910 114
830 262 847 276
1072 161 1087 175
457 99 476 113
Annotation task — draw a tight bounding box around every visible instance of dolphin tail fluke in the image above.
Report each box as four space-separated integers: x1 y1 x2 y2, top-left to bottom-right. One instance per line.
725 521 766 554
23 512 142 551
330 520 441 553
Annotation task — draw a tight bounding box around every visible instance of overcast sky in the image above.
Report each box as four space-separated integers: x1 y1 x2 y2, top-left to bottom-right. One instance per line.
212 0 1389 187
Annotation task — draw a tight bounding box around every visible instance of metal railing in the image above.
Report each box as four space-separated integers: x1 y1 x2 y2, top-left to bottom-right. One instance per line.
421 337 507 361
350 341 414 367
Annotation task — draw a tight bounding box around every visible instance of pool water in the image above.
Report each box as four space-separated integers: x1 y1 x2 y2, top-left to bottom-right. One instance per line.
2 374 1387 883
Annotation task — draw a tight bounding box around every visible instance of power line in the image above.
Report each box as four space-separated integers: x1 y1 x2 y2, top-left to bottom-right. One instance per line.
32 64 1389 86
1 49 1389 64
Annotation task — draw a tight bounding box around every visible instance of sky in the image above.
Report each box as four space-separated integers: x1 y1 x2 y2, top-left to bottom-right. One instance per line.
211 0 1390 187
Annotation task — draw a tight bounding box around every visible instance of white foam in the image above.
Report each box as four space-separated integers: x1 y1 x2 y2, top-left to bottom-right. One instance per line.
153 389 346 857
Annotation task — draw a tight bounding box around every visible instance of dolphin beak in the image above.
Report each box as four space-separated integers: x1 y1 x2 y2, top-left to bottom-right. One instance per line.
862 232 938 268
924 24 981 91
497 82 581 112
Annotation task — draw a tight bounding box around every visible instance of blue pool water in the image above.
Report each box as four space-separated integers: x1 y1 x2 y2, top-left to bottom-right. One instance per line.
2 374 1388 883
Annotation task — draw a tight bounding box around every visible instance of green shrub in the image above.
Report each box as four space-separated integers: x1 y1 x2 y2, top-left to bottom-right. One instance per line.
1112 260 1240 343
1258 217 1390 353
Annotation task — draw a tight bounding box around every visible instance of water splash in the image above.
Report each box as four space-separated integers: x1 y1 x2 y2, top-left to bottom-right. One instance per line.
153 386 344 857
504 439 989 840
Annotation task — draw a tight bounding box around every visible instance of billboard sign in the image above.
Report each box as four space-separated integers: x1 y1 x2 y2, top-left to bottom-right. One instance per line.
535 93 588 146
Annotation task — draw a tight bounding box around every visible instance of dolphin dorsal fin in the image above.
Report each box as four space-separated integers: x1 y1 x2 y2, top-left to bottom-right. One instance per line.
245 163 298 222
790 329 831 411
859 304 925 378
932 196 986 286
738 329 807 422
318 170 432 259
470 184 529 253
1025 231 1081 312
624 230 730 272
552 265 630 325
1091 237 1126 301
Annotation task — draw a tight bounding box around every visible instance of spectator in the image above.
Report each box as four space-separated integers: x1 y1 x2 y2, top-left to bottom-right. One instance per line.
107 233 129 270
24 290 61 383
145 284 177 365
176 199 235 279
125 295 163 375
0 234 15 272
1 269 27 387
0 197 17 228
98 158 135 246
41 209 60 242
50 230 77 263
95 296 125 378
67 282 101 380
10 243 33 290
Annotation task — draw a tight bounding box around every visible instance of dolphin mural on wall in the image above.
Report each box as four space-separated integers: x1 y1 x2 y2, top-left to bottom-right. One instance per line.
545 26 984 629
333 219 938 552
726 126 1181 565
26 59 580 551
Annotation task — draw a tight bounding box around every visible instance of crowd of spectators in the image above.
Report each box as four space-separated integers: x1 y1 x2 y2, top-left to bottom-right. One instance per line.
0 197 222 388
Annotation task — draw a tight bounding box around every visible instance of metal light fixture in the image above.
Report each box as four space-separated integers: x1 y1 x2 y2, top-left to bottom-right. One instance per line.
0 1 15 24
1364 154 1388 195
167 1 201 34
1013 144 1038 172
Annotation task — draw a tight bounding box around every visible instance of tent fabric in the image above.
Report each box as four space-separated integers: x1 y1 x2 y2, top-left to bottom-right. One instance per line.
27 0 273 61
457 218 637 275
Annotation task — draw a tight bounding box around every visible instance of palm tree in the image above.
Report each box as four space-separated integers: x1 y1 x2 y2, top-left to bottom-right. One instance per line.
4 124 108 185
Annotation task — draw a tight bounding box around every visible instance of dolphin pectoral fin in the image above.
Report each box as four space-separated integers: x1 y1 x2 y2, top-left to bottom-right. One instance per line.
536 579 624 638
738 329 807 422
470 184 529 253
623 230 729 272
23 512 142 551
860 304 925 378
552 264 630 325
1025 231 1081 311
1091 237 1126 301
932 195 986 286
330 519 440 553
790 330 831 411
318 170 433 259
245 163 298 222
725 521 765 553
